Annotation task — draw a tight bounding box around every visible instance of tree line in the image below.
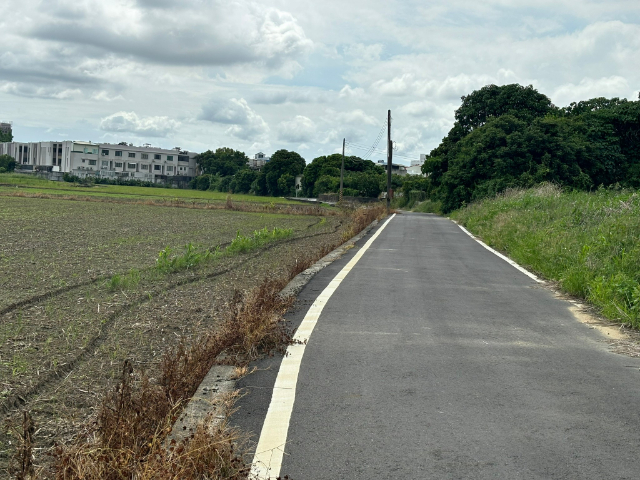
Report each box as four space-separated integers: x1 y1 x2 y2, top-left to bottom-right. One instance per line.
191 147 407 198
421 84 640 212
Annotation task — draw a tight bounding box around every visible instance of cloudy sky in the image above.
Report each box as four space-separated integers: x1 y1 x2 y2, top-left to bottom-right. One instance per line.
1 0 639 164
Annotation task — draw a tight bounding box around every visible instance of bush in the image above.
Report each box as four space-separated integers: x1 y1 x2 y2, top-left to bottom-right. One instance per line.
0 154 16 172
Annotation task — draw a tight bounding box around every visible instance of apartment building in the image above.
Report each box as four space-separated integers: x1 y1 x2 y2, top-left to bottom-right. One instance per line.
0 141 198 182
247 152 270 169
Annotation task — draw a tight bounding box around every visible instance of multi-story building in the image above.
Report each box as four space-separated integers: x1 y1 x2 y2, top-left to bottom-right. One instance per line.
247 152 270 169
0 140 198 183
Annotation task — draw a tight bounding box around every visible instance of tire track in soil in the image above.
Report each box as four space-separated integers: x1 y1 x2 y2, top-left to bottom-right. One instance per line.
0 216 333 316
0 222 344 417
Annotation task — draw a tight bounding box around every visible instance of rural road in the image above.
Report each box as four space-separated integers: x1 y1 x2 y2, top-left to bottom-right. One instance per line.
233 212 640 479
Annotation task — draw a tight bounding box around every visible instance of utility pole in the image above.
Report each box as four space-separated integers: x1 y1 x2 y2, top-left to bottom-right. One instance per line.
386 109 392 212
340 138 345 203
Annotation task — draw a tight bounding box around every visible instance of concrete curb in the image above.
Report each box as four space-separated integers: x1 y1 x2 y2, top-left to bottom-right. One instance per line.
170 218 381 439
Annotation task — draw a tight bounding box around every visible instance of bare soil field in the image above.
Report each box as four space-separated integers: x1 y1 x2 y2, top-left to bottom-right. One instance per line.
0 196 347 476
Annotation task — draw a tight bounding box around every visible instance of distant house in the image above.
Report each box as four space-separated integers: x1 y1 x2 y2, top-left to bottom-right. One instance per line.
377 160 408 176
247 152 270 169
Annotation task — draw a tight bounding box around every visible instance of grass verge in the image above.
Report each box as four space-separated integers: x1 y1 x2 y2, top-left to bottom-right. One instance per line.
452 184 640 329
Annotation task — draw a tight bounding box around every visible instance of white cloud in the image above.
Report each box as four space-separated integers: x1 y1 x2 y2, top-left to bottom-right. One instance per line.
552 76 632 106
91 90 125 102
278 115 316 143
0 82 81 99
100 111 180 138
334 109 378 126
199 98 270 141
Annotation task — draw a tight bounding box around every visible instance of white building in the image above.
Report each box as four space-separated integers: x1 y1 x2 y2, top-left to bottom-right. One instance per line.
247 152 270 169
407 154 426 176
0 141 198 182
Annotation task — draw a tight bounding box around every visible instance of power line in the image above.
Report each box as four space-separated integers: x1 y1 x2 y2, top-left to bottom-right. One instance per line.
345 142 415 161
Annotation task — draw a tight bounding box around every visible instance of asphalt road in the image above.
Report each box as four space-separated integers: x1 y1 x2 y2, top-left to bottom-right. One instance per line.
234 212 640 479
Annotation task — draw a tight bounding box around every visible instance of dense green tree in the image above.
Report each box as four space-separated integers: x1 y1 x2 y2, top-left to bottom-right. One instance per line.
195 147 249 176
233 169 258 193
262 149 305 196
252 171 268 196
423 84 556 186
313 175 340 196
455 84 556 134
0 154 16 172
0 130 12 143
302 153 383 197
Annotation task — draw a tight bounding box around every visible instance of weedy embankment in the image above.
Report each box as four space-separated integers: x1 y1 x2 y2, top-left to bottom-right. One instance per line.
452 184 640 329
8 203 386 479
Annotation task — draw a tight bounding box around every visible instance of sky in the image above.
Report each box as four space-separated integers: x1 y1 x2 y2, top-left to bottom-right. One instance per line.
1 0 639 165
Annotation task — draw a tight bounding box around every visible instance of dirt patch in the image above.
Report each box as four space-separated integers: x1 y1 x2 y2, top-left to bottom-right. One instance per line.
544 284 640 356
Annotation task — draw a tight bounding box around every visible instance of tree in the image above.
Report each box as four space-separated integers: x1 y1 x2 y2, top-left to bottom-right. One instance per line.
262 149 305 196
0 130 12 143
455 84 556 134
423 84 556 183
233 169 258 193
302 153 383 197
0 154 16 173
195 148 249 176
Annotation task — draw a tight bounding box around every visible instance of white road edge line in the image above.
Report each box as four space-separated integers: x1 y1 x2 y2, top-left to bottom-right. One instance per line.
456 223 544 284
250 213 397 480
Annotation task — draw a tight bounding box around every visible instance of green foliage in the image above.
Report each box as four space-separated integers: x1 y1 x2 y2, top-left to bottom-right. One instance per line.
0 130 12 143
262 149 305 196
226 227 293 254
107 269 141 291
233 169 257 193
155 227 294 273
195 148 249 176
302 153 384 197
156 243 214 273
0 154 16 173
452 185 640 328
423 83 640 212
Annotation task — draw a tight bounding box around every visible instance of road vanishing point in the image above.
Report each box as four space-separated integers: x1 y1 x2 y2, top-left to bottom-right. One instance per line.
233 212 640 479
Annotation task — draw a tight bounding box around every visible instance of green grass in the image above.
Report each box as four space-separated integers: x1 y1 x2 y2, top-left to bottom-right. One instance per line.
452 184 640 328
107 269 142 291
0 172 303 204
155 227 294 273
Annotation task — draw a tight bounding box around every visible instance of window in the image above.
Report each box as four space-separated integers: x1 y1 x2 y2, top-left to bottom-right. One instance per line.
82 159 86 163
115 151 123 157
167 155 173 161
88 159 97 165
115 162 123 168
154 154 161 160
85 147 98 154
101 160 109 167
154 165 161 171
166 165 173 172
101 149 109 156
178 155 189 162
127 163 137 170
141 153 148 160
128 152 136 158
141 164 148 170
